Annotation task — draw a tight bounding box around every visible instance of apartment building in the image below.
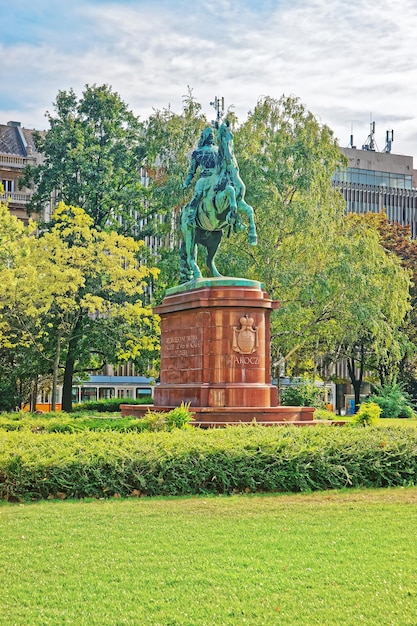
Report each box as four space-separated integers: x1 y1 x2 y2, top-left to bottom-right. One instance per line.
0 121 44 223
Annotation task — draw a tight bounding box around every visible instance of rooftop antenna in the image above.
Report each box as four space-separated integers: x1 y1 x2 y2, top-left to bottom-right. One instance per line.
384 129 394 153
210 96 225 126
362 116 376 151
348 123 356 149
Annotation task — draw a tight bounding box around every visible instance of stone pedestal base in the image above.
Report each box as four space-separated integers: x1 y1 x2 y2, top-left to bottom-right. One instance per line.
120 403 316 426
153 279 279 409
121 278 318 426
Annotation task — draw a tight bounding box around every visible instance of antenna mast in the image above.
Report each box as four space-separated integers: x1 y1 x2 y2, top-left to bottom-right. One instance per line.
210 96 225 125
362 118 376 151
384 129 394 153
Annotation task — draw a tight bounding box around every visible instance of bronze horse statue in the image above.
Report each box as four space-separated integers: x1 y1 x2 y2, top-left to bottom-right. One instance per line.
180 121 257 283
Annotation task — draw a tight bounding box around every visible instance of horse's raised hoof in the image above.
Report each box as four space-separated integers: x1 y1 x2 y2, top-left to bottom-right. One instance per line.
249 234 257 245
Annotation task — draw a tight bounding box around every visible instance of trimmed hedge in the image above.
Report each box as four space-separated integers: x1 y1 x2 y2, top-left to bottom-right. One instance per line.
1 425 417 501
0 414 157 434
0 405 192 434
73 397 153 412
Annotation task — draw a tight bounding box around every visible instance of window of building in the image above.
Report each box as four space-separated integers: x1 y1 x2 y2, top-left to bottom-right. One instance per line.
81 387 97 402
334 168 413 190
98 387 115 400
1 179 14 192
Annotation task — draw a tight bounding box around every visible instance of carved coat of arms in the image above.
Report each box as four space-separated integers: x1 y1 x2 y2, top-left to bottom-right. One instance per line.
232 315 258 354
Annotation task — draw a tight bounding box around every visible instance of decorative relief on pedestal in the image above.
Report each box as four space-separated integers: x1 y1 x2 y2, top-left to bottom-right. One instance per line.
232 315 258 355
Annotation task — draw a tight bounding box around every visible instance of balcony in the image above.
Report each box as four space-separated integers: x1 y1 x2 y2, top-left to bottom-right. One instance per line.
0 191 32 205
0 155 37 169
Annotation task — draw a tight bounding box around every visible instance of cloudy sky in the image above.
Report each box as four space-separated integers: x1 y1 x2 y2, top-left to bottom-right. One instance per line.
2 0 417 156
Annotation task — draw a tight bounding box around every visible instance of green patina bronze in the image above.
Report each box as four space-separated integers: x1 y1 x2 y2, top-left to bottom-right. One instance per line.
179 116 257 284
167 276 264 296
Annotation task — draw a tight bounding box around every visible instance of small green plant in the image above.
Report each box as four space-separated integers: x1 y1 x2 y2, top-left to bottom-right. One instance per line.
280 380 324 408
352 401 382 426
140 403 193 432
141 410 169 431
313 408 337 420
369 382 415 418
165 402 193 429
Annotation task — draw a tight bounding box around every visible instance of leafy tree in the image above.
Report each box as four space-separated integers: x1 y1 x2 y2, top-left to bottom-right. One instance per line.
215 96 410 409
21 84 148 235
141 90 209 299
217 95 347 367
360 212 417 396
0 202 54 408
321 214 411 409
0 203 160 411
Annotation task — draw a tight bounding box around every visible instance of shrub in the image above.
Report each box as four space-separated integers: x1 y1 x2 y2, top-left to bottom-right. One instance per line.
1 425 417 501
313 408 337 420
281 381 324 408
141 403 193 432
73 396 153 413
369 382 415 418
352 402 381 427
0 405 193 434
165 402 194 429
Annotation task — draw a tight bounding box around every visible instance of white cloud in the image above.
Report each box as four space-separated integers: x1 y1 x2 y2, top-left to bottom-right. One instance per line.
2 0 417 155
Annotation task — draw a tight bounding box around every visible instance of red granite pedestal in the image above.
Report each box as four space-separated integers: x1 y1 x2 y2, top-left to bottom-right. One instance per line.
121 278 315 426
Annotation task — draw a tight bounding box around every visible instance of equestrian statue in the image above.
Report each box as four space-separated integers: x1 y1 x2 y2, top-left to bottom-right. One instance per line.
180 119 257 283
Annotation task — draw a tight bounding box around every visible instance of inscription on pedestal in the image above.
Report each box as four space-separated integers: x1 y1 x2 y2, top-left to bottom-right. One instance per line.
162 332 202 358
226 354 261 367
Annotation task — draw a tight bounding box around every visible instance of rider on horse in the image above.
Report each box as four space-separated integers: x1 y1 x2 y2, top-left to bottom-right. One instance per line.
182 126 218 230
180 118 257 283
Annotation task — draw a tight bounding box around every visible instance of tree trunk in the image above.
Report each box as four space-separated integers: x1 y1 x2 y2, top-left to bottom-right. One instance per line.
61 318 82 412
51 332 61 412
62 354 75 412
346 343 365 413
30 378 38 412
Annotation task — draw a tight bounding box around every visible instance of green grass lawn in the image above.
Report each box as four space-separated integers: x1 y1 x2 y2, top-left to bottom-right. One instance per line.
1 487 417 625
377 417 417 427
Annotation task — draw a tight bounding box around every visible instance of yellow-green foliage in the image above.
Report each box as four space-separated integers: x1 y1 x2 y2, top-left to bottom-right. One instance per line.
313 408 337 420
0 203 160 375
352 401 382 426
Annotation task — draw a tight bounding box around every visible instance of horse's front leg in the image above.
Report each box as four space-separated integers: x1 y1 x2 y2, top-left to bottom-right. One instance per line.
237 199 257 245
224 185 238 229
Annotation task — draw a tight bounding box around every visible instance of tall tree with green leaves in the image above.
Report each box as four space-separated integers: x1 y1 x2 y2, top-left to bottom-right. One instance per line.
320 214 411 409
0 202 40 408
215 96 410 402
359 212 417 393
0 203 160 411
217 96 346 366
21 84 148 235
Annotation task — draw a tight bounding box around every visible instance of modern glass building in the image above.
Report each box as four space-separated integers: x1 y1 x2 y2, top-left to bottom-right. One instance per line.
333 146 417 237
